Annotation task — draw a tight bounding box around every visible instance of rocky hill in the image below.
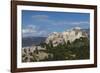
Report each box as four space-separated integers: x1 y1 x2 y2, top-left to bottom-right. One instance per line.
45 27 88 47
22 27 89 62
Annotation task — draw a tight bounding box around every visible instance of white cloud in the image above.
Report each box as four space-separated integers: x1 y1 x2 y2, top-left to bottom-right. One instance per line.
32 15 49 21
22 29 36 34
22 25 37 33
52 21 89 26
27 24 36 29
70 21 89 25
22 24 49 37
22 25 38 37
37 30 48 37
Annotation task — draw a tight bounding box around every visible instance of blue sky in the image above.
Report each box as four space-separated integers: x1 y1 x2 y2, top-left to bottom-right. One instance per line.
22 10 90 37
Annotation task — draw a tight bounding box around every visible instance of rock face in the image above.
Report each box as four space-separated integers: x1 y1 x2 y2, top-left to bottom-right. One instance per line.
22 46 53 62
45 27 88 47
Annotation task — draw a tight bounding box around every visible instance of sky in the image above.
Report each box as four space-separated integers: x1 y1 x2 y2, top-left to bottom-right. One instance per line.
22 10 90 37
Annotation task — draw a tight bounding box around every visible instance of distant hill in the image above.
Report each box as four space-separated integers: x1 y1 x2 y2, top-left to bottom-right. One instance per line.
81 29 90 38
22 37 46 47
